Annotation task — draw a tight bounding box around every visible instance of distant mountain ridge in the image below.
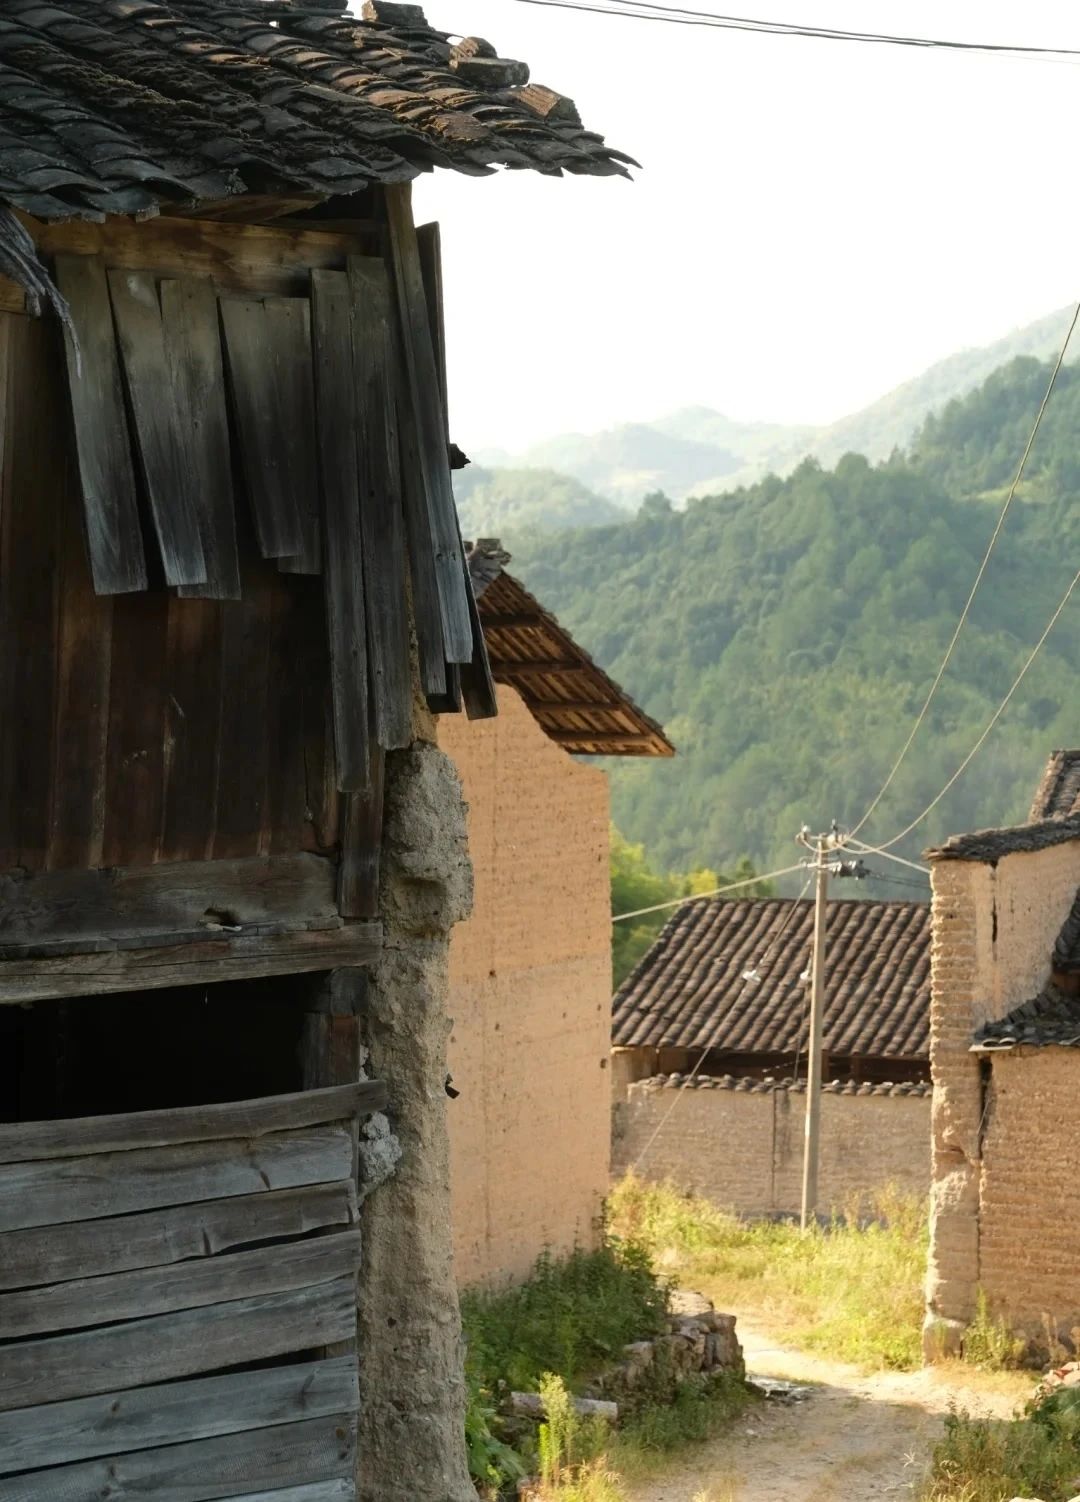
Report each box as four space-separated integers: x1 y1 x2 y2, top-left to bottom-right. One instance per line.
468 305 1075 523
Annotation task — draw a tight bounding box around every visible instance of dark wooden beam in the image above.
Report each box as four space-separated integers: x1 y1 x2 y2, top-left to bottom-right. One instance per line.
544 730 661 747
0 924 382 1005
478 612 542 631
494 660 591 679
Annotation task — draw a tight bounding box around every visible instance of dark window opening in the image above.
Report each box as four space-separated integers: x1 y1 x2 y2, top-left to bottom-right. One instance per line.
1 973 321 1124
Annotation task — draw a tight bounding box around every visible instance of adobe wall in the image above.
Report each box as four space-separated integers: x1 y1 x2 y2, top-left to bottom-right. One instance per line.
925 840 1080 1357
978 1048 1080 1342
612 1076 931 1215
438 685 612 1288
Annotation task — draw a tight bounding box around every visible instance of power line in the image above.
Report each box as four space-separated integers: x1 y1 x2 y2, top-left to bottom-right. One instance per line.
632 875 813 1170
846 300 1080 842
510 0 1080 60
865 560 1080 852
845 839 930 878
611 861 804 923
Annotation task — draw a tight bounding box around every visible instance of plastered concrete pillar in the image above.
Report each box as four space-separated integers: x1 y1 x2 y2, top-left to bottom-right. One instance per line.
356 740 476 1502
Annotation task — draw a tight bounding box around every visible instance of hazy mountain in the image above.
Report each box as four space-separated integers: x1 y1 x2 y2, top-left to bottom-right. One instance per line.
478 306 1075 512
506 353 1080 885
452 466 623 536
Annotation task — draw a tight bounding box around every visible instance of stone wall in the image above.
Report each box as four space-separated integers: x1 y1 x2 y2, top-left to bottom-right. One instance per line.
438 685 613 1288
612 1074 931 1215
925 840 1080 1357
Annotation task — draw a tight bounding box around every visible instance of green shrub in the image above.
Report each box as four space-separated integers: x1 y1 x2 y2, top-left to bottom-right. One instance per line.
462 1238 670 1396
962 1290 1026 1371
922 1404 1080 1501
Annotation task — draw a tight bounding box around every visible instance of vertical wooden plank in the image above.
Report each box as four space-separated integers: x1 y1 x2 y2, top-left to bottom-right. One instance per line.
266 575 311 855
311 270 370 790
101 591 169 868
268 298 321 576
107 269 207 589
396 362 447 702
220 297 306 561
52 255 147 595
47 431 114 870
0 315 61 871
212 561 273 860
159 595 223 863
338 746 384 920
384 185 471 662
399 221 446 701
416 223 497 722
349 256 411 751
165 278 241 601
296 576 338 853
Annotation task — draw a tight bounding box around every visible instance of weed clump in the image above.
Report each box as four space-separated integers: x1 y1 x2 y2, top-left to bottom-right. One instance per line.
610 1173 928 1371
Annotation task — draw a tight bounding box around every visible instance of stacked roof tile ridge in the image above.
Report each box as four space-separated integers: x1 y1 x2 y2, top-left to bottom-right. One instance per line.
633 1072 931 1098
612 897 930 1062
0 0 635 226
928 750 1080 863
974 888 1080 1052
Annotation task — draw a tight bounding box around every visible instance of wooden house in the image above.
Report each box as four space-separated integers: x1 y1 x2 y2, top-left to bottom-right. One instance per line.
0 5 630 1498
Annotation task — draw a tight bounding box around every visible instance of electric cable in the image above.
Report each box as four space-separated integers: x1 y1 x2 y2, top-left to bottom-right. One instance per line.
632 876 812 1169
510 0 1080 61
611 861 805 923
846 300 1080 841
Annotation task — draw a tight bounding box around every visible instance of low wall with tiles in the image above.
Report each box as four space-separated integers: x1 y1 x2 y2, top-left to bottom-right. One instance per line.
612 1074 932 1216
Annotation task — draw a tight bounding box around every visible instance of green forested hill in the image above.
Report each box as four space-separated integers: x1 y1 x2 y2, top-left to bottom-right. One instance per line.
453 465 624 536
507 356 1080 885
481 306 1075 509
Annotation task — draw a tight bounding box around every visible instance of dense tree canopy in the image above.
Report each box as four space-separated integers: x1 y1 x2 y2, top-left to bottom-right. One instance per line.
510 356 1080 890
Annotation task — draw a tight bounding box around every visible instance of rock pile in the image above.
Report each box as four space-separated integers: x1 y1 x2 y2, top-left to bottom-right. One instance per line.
581 1290 744 1405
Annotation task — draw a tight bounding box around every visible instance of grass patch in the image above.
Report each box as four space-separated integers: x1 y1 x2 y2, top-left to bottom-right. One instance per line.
609 1172 927 1371
922 1401 1080 1501
462 1240 669 1396
463 1237 751 1498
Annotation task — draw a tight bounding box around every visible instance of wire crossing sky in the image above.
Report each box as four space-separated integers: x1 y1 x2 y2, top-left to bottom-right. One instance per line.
416 0 1080 451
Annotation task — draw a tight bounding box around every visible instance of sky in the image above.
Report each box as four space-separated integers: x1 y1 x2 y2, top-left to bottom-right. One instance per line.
413 0 1080 452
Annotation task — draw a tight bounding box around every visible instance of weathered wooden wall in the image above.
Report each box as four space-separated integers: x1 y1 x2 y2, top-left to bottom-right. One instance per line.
0 307 338 873
0 1081 381 1498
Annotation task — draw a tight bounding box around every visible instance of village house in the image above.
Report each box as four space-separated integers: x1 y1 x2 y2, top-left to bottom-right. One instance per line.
0 6 630 1499
611 895 932 1215
924 749 1080 1361
440 541 673 1287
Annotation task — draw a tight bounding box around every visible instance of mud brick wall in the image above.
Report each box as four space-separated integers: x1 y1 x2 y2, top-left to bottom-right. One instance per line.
438 686 612 1288
612 1075 931 1215
925 840 1080 1356
978 1048 1080 1341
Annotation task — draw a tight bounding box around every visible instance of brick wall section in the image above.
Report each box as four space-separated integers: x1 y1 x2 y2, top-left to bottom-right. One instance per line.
612 1079 931 1215
979 1048 1080 1340
438 686 612 1288
925 840 1080 1356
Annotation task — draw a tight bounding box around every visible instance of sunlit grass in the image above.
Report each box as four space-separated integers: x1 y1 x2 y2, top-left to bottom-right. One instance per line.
608 1174 928 1371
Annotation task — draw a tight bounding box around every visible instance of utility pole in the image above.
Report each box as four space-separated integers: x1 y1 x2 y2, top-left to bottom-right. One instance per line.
795 826 867 1230
800 833 830 1231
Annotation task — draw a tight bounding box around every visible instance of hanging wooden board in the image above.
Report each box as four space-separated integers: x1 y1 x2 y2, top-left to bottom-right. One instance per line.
348 256 411 751
311 269 369 790
384 187 471 662
53 254 147 595
268 298 321 575
220 297 312 564
166 277 242 600
107 269 207 588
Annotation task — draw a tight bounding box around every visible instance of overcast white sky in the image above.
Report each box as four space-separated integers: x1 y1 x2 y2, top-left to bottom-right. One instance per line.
413 1 1080 451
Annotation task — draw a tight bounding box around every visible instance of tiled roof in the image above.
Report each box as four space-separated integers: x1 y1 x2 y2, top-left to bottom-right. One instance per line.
612 897 930 1060
927 751 1080 862
0 0 633 226
466 539 674 758
1029 750 1080 822
632 1073 931 1097
973 888 1080 1052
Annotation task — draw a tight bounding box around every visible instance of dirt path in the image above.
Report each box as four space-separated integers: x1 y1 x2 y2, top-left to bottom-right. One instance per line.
629 1323 1030 1502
